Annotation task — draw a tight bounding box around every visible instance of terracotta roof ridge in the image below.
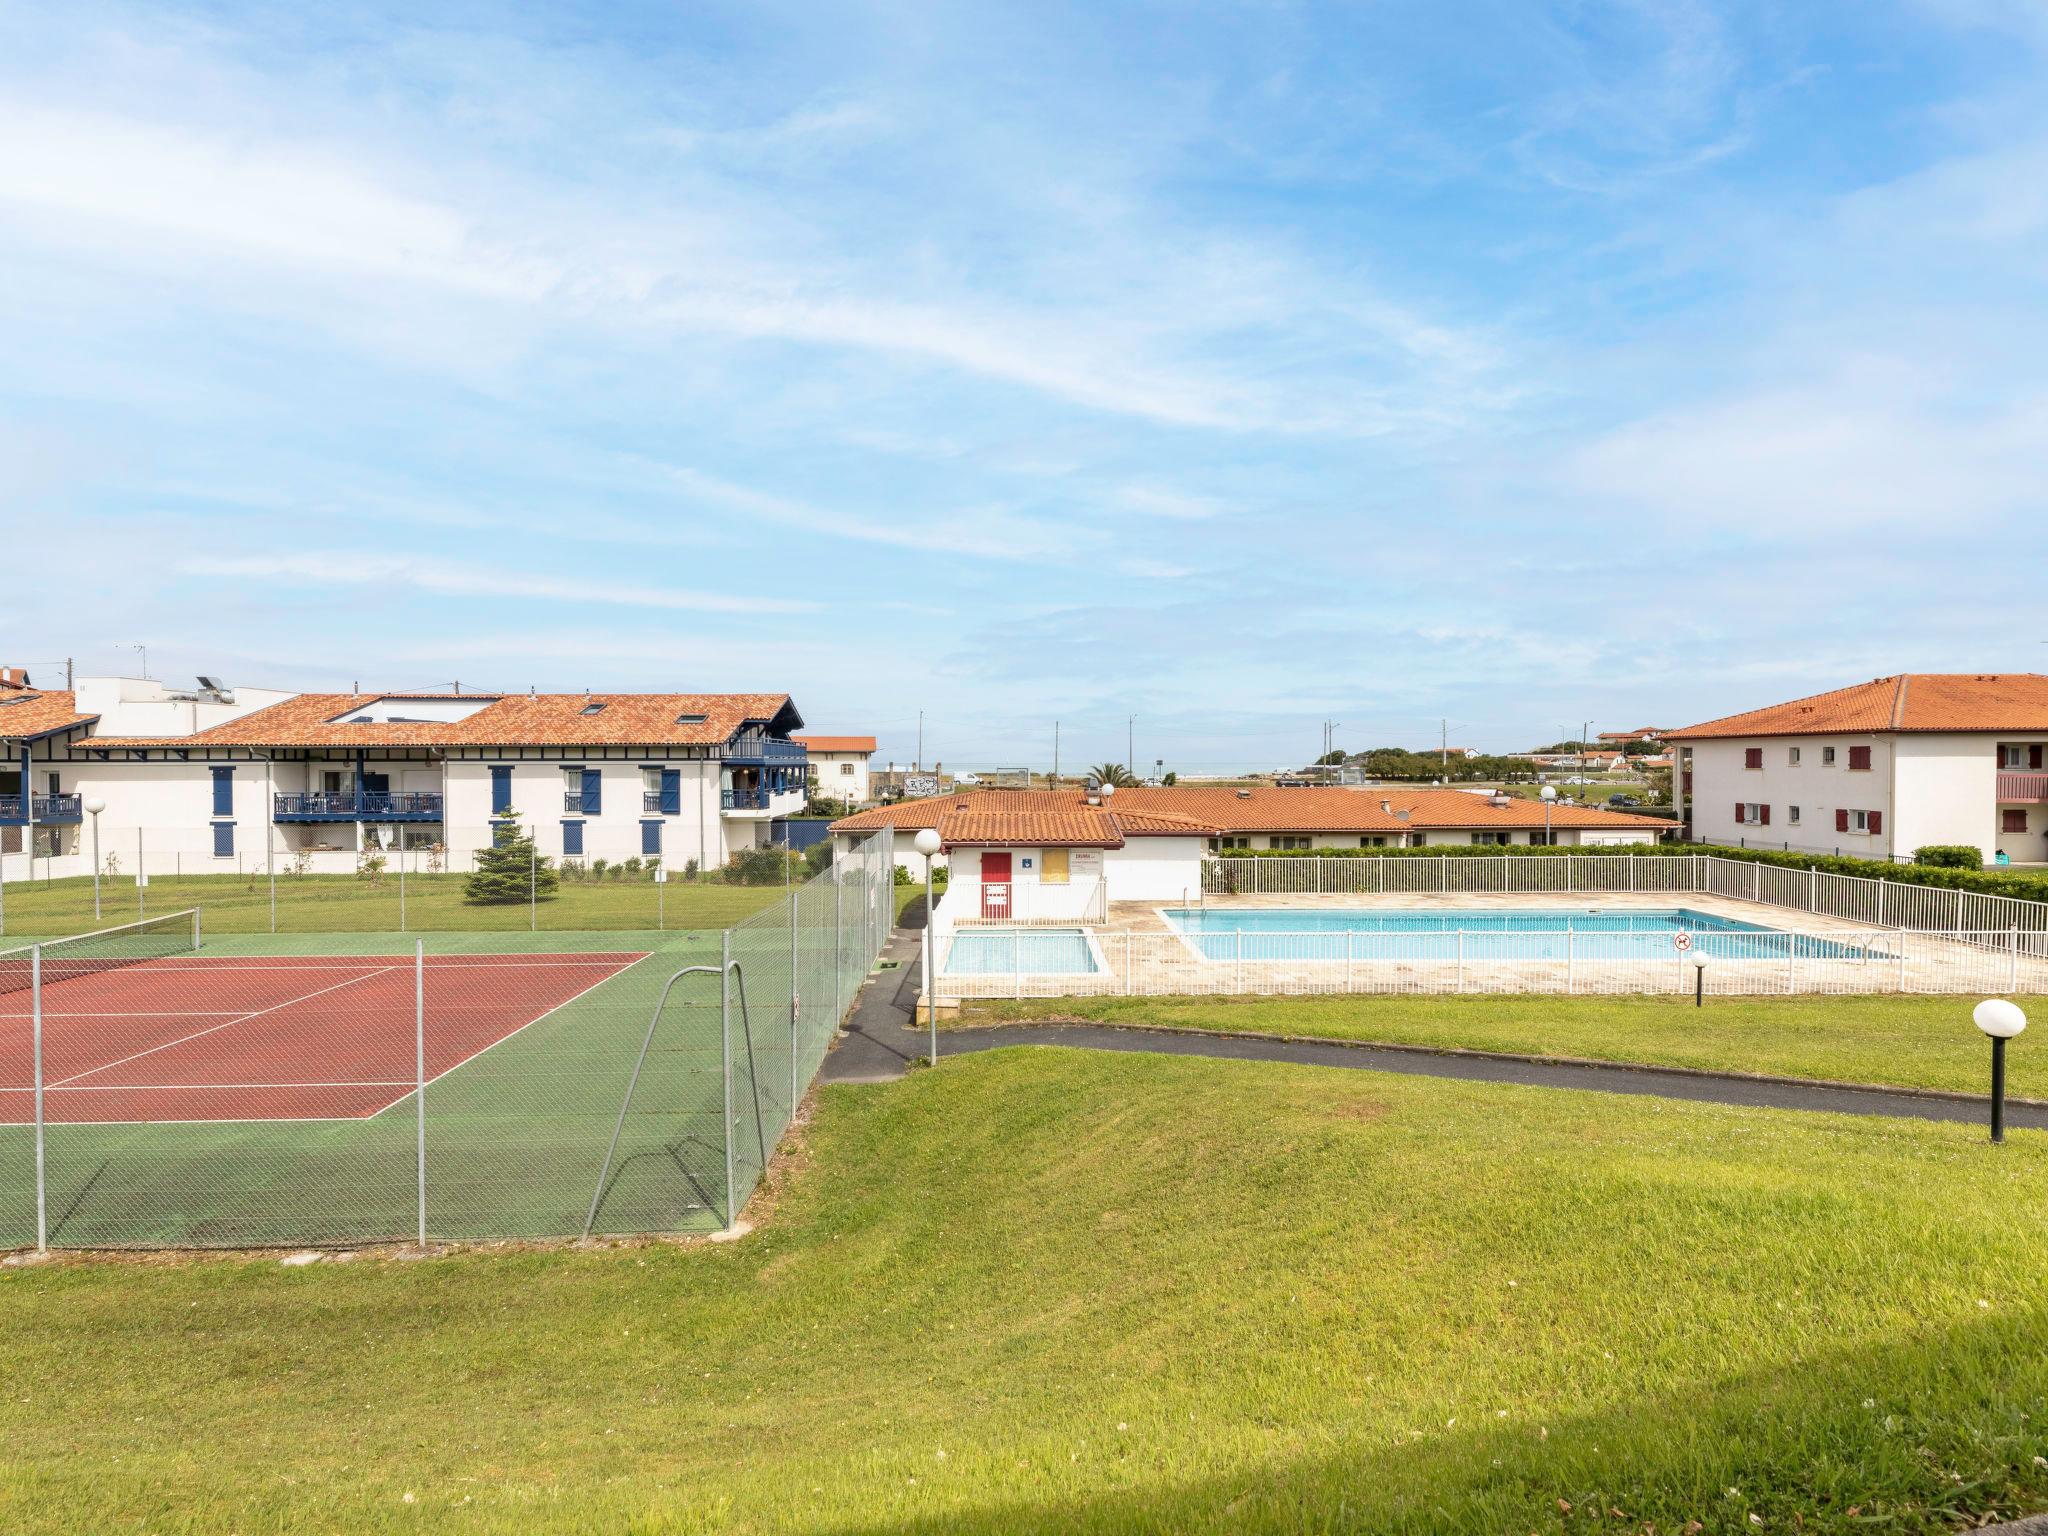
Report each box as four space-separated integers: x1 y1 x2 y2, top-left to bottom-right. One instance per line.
1890 674 1909 730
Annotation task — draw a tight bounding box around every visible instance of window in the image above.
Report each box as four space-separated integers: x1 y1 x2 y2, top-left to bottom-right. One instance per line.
1788 806 1801 825
1822 746 1837 766
840 762 854 777
1267 835 1311 850
1848 745 1872 771
1473 831 1511 846
580 701 606 715
490 765 512 814
1787 747 1801 765
1359 836 1388 848
1743 748 1763 770
563 766 601 815
2003 808 2029 834
561 820 584 856
1208 836 1250 852
2001 744 2025 769
212 821 235 858
1735 802 1770 825
323 770 346 794
210 765 234 816
641 820 662 856
674 712 707 725
1836 809 1883 835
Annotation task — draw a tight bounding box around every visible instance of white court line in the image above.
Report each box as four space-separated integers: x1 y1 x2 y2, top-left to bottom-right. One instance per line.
365 951 656 1119
3 1011 250 1019
3 1079 413 1092
46 967 399 1089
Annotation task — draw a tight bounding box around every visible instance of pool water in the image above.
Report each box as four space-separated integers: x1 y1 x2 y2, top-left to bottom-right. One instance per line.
1161 907 1861 962
942 929 1101 975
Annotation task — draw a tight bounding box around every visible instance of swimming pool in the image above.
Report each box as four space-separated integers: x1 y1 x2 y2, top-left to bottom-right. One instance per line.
942 929 1102 975
1160 907 1862 961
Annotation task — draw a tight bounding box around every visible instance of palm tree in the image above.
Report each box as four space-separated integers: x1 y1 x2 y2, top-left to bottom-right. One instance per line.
1088 762 1139 788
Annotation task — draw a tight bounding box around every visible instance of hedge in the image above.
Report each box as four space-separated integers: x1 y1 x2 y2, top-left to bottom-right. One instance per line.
1210 842 2048 902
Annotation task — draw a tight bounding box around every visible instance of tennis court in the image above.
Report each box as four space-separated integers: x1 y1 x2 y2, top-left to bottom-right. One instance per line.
0 950 646 1125
0 823 900 1249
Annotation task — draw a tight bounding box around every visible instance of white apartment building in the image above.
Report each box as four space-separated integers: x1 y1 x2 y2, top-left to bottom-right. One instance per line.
1669 673 2048 865
794 734 876 805
0 671 811 878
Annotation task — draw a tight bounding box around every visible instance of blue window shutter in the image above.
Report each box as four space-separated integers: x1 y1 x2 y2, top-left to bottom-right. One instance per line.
562 820 584 856
660 768 681 815
213 821 235 857
211 765 234 816
490 766 512 814
641 820 661 856
581 767 602 815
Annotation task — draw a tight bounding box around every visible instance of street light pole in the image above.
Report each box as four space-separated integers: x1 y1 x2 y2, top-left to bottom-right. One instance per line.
85 797 106 921
1540 784 1557 846
1974 999 2027 1143
914 828 944 1065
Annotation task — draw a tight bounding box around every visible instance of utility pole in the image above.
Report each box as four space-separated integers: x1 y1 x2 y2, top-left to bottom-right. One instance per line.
1052 721 1060 787
916 711 923 773
1127 715 1134 774
1441 719 1447 770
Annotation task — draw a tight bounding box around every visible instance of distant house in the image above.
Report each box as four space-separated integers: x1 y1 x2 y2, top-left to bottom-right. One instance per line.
795 734 876 804
1668 673 2048 864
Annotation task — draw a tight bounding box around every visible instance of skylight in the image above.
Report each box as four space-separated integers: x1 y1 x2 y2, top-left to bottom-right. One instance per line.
581 701 607 715
675 712 707 724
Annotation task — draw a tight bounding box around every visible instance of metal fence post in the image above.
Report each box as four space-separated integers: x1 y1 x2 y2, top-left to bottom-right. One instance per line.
1877 877 1887 928
721 931 735 1230
833 861 844 1014
530 840 538 933
1456 928 1465 993
1566 925 1574 994
789 884 800 1118
32 945 46 1254
415 940 427 1249
399 845 407 933
2011 926 2020 993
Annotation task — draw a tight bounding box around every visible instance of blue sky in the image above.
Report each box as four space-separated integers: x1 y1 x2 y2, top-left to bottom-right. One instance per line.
5 1 2045 772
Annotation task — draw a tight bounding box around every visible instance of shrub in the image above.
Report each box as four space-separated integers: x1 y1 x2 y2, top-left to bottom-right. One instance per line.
621 857 642 878
683 858 699 880
723 845 801 886
355 847 387 884
590 858 609 881
1913 845 1983 869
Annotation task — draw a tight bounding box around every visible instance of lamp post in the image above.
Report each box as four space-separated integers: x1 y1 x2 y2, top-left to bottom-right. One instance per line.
84 796 106 921
1691 952 1707 1008
914 827 943 1065
1973 998 2027 1144
1540 784 1557 846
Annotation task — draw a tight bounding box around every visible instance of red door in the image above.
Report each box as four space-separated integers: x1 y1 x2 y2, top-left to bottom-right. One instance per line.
981 851 1012 919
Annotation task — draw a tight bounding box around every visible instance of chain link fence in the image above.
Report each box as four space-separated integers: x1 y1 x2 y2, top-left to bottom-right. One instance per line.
0 827 893 1252
0 822 824 937
934 924 2048 1001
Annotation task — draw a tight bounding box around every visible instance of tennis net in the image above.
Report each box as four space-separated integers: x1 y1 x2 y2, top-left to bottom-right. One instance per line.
0 910 201 996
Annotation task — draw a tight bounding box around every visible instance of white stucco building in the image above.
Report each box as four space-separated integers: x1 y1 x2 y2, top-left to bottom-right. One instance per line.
1669 673 2048 865
0 670 813 879
794 734 876 805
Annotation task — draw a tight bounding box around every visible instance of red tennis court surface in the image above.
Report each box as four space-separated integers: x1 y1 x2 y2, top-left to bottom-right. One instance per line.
0 952 647 1125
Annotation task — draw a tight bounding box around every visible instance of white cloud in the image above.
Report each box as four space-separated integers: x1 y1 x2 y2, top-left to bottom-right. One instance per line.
177 553 813 614
1116 487 1225 520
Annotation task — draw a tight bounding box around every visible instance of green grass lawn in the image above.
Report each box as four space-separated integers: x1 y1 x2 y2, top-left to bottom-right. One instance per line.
0 872 932 938
955 993 2048 1099
2 1047 2046 1532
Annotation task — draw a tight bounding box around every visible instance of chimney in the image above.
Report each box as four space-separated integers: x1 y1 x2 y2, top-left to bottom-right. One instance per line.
1380 800 1391 814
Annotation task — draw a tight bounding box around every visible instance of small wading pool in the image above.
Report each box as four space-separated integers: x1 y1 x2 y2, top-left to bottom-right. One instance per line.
942 929 1101 975
1161 907 1869 962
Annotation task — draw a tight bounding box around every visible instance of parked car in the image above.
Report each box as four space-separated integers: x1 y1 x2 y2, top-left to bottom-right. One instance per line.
1607 792 1641 807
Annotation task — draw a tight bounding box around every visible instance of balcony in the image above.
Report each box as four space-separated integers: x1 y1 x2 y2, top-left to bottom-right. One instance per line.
725 731 807 767
722 786 771 812
0 792 81 824
274 790 444 822
1998 772 2048 804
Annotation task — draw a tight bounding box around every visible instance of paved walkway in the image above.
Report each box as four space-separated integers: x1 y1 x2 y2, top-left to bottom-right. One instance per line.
820 932 2043 1132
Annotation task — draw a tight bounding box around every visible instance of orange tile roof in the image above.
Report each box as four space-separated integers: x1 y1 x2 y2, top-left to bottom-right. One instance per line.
794 734 877 754
831 785 1666 839
0 690 98 742
826 790 1222 848
86 692 800 750
1669 674 2048 740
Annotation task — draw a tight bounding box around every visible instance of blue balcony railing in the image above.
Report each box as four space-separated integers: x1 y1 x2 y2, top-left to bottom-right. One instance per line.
721 786 770 811
274 790 444 822
725 732 807 766
0 793 81 824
